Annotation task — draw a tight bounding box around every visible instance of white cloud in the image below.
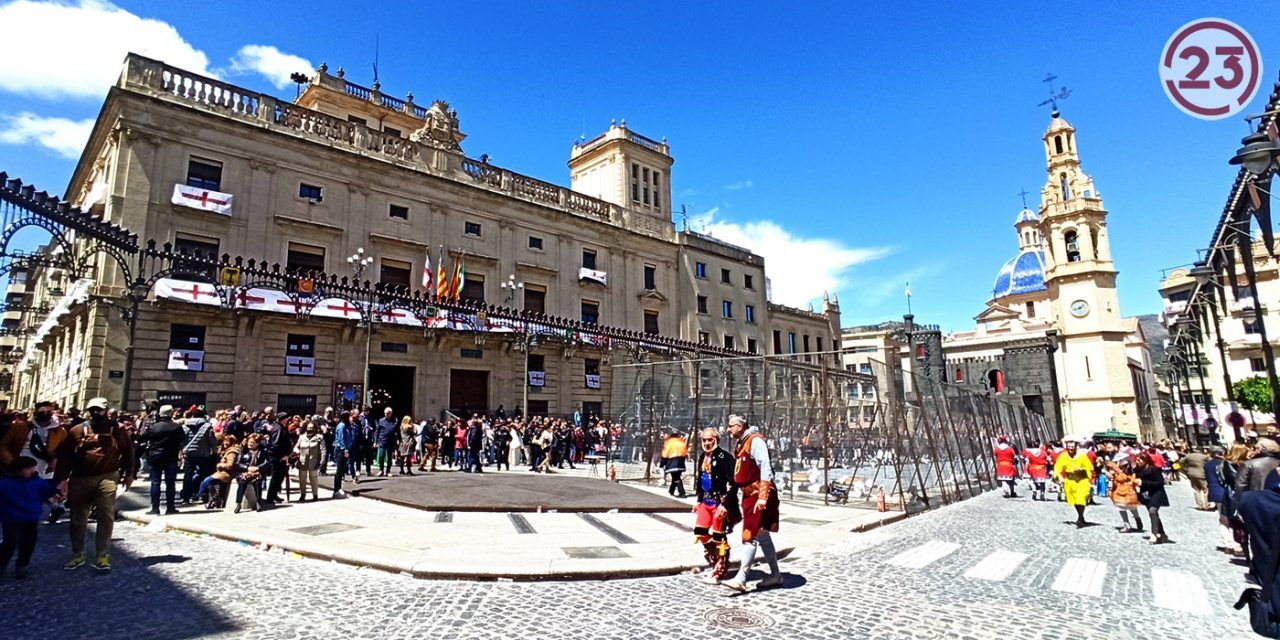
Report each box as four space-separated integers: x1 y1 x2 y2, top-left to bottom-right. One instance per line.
0 0 213 99
690 207 892 308
228 45 313 90
0 112 93 159
724 180 754 191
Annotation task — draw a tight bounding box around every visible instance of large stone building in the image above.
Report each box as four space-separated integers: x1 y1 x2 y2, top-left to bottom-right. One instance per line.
0 54 839 418
944 111 1159 439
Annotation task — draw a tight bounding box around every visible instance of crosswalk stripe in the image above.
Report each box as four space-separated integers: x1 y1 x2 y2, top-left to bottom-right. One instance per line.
1051 558 1107 597
1152 569 1212 615
963 550 1028 582
887 540 959 569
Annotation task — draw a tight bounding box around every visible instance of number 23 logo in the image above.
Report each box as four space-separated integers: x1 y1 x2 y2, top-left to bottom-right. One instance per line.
1178 45 1244 90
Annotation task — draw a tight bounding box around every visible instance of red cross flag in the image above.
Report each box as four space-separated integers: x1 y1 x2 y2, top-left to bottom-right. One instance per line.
172 184 233 215
168 349 205 372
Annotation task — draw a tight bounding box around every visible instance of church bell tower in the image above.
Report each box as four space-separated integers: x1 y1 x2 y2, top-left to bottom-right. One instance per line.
1037 112 1139 435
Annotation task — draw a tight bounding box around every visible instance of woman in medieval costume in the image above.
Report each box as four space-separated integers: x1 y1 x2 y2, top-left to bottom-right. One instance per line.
693 427 739 584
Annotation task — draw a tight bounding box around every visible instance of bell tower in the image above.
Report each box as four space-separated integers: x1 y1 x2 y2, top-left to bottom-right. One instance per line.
568 120 672 219
1036 113 1138 436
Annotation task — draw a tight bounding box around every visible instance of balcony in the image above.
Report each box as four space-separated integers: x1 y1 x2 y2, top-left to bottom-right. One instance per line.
1163 299 1188 316
1230 296 1258 316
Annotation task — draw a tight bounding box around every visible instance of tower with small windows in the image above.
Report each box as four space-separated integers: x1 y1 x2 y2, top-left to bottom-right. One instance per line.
568 120 672 219
1036 112 1137 435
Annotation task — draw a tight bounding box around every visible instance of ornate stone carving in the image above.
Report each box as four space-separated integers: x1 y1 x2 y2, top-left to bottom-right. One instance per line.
410 100 467 151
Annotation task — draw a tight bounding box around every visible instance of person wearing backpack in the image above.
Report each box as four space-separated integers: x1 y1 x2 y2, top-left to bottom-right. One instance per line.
52 397 135 572
179 406 217 505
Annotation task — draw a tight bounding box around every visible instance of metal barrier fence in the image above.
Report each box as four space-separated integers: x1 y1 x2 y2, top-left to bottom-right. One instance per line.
606 352 1056 513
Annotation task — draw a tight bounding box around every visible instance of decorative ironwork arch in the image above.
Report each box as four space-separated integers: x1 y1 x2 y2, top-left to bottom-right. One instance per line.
74 241 135 286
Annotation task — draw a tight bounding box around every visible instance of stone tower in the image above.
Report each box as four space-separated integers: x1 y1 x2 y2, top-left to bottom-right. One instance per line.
1037 113 1138 435
568 120 672 219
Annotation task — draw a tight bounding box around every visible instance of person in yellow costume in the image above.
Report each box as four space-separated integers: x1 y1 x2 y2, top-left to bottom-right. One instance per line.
1053 437 1095 528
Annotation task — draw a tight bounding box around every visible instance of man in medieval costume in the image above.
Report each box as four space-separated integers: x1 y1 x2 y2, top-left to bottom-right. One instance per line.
721 415 782 593
693 427 739 584
1054 436 1095 528
1022 440 1051 501
994 435 1020 498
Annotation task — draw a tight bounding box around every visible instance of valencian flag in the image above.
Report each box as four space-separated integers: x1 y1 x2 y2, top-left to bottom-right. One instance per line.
435 246 449 299
451 259 466 301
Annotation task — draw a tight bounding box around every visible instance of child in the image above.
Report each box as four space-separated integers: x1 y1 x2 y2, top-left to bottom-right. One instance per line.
0 456 62 579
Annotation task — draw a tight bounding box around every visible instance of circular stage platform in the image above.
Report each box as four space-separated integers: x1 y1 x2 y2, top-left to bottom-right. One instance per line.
320 469 688 513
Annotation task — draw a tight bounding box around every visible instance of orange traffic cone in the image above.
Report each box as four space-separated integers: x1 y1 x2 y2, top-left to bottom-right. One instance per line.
877 488 887 512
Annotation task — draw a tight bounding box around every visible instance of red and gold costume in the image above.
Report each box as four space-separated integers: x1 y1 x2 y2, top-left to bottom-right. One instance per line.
733 432 779 542
1022 446 1049 481
994 443 1018 481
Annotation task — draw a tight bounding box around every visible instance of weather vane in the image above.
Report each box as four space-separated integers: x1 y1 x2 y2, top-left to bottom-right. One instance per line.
1038 73 1071 116
1018 188 1030 209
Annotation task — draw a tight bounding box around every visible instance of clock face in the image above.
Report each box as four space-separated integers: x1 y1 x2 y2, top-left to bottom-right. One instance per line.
1070 300 1090 318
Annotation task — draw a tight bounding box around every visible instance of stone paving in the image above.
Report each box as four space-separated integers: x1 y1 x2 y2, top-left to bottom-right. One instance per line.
3 481 1253 639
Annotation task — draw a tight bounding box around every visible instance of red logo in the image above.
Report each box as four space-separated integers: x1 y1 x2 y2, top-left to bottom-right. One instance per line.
1159 18 1262 120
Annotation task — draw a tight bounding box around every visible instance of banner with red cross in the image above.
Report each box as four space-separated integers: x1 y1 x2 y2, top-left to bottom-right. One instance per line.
171 184 233 215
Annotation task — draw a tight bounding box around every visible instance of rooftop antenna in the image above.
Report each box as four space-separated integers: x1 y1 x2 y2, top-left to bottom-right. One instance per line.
1038 73 1071 117
1018 188 1030 209
680 204 688 231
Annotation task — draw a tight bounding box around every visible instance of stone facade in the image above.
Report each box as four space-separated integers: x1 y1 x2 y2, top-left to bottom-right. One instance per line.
3 55 839 418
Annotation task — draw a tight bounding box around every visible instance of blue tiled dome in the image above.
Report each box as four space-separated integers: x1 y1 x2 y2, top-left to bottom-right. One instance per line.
1015 207 1039 224
992 249 1047 298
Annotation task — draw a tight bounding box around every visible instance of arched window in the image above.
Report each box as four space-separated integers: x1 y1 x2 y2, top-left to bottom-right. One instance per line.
954 368 965 383
1054 136 1063 154
1064 230 1081 262
1060 173 1071 201
987 369 1005 393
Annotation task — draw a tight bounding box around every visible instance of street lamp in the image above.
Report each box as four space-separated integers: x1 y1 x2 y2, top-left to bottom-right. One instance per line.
1229 130 1280 177
500 273 532 418
500 274 523 304
347 248 373 409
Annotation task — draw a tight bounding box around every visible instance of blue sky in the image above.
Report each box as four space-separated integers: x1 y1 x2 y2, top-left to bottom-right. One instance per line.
0 1 1277 332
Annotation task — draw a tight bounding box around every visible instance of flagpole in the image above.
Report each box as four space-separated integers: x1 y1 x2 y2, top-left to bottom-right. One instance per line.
905 281 913 316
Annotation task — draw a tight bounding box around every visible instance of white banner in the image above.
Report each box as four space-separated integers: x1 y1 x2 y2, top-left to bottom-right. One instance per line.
578 267 608 286
155 279 222 306
285 355 315 376
377 306 423 327
310 297 366 320
585 373 601 389
168 349 205 372
529 370 545 387
172 184 233 215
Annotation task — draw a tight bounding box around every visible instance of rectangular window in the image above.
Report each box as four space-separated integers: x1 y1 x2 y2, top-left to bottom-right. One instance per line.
644 310 659 335
695 262 707 279
168 324 206 372
460 275 485 303
1026 301 1036 318
697 295 708 314
642 167 650 184
285 334 315 376
1245 318 1261 334
524 286 546 315
643 264 657 290
722 300 733 318
581 300 599 325
464 221 482 236
745 304 755 323
186 157 222 191
721 268 731 284
747 338 758 354
652 173 660 209
803 335 811 352
379 258 412 289
643 186 649 205
299 183 323 202
585 358 601 389
1252 358 1267 372
582 249 597 270
698 331 710 345
630 163 640 202
277 394 317 416
346 115 367 126
744 274 754 290
788 332 797 354
380 342 408 353
173 235 220 281
388 204 409 220
723 335 735 350
527 354 545 374
383 126 401 138
286 243 326 277
528 236 544 250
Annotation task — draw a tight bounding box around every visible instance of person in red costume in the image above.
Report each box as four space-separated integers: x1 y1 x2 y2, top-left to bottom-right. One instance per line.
721 415 782 593
1022 441 1051 501
994 435 1020 498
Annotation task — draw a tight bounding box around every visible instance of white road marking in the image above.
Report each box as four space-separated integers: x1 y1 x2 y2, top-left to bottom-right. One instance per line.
963 550 1028 582
887 540 960 569
1051 558 1107 597
1152 569 1212 615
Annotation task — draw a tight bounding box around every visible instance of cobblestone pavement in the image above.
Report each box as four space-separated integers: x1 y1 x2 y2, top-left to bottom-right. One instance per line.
4 482 1251 639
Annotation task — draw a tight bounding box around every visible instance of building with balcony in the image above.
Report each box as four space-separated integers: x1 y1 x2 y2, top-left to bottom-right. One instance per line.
5 54 840 417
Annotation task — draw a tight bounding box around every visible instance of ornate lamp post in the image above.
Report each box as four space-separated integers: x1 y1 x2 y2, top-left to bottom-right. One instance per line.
347 248 373 408
501 273 531 418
